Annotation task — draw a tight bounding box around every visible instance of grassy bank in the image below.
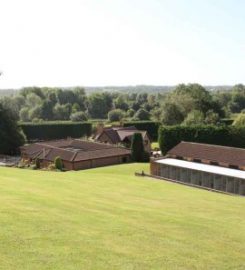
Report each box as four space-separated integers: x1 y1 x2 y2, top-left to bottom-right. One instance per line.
0 164 244 269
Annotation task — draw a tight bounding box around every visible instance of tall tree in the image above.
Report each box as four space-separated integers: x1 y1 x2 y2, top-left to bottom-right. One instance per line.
131 133 144 162
0 103 25 154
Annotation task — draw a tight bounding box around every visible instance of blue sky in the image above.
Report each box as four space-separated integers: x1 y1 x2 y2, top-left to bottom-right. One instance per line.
0 0 244 88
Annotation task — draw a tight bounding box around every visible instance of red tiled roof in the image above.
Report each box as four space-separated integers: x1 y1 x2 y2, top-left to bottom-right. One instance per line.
21 139 131 162
167 141 245 168
96 126 149 144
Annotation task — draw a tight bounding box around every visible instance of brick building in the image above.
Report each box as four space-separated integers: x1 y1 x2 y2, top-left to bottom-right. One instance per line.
95 126 151 153
150 142 245 196
20 139 131 170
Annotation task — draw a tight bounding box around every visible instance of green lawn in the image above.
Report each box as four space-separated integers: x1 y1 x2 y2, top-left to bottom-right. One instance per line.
151 142 159 149
0 164 244 270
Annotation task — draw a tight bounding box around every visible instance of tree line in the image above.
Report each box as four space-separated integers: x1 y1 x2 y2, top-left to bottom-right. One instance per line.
1 84 245 125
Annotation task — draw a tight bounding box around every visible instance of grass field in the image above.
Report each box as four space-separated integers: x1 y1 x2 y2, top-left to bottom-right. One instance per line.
0 164 244 270
151 142 159 149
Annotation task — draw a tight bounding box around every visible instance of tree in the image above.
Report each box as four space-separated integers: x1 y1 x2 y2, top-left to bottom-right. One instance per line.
161 103 184 125
29 106 42 121
71 103 81 113
183 110 205 126
54 156 63 170
126 109 135 118
108 109 125 122
233 113 245 126
114 95 129 111
26 93 42 108
134 109 150 121
41 100 54 120
53 103 71 120
88 93 112 119
56 89 76 105
19 107 30 122
70 111 88 122
131 133 144 162
0 103 25 154
205 110 220 125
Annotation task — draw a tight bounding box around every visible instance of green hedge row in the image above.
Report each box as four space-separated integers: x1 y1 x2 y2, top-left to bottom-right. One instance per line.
159 125 245 155
123 121 160 141
19 122 92 141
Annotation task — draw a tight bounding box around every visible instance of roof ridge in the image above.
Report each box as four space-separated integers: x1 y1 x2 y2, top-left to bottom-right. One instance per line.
180 141 245 151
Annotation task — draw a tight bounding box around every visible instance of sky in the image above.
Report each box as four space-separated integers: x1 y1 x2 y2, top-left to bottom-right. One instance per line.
0 0 244 88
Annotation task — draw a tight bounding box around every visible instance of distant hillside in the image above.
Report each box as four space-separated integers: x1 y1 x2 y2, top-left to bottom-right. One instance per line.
0 85 233 96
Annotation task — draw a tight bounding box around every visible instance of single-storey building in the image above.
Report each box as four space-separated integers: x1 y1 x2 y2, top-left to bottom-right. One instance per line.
150 142 245 195
95 126 151 153
20 139 131 170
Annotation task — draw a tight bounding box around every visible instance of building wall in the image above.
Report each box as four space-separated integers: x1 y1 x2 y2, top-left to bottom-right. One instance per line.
150 160 245 196
97 133 114 144
97 131 151 153
73 155 130 171
143 134 151 153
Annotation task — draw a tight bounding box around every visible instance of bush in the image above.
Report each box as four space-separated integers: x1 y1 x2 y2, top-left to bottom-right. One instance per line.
30 164 37 170
54 156 63 170
19 121 92 141
123 121 160 141
70 111 88 122
134 109 150 121
35 158 41 169
108 109 125 122
126 109 135 118
158 125 245 155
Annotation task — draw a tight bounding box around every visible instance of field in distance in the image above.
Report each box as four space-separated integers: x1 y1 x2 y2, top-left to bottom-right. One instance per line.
0 164 244 270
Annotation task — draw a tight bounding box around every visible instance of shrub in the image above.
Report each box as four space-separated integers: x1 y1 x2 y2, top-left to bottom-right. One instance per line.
35 158 41 169
134 109 150 121
70 111 88 122
54 156 63 170
108 109 125 122
126 109 135 118
30 164 37 170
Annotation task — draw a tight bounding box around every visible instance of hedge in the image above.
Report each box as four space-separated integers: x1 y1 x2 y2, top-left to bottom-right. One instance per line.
123 121 160 141
159 125 245 155
19 121 92 141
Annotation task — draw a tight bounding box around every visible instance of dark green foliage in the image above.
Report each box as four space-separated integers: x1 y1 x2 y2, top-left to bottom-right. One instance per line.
123 121 160 141
54 156 63 170
70 111 88 122
88 92 113 119
35 158 41 169
159 125 245 155
134 109 151 121
108 109 124 122
142 151 150 162
131 133 145 162
19 122 92 141
0 103 26 154
220 118 234 125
